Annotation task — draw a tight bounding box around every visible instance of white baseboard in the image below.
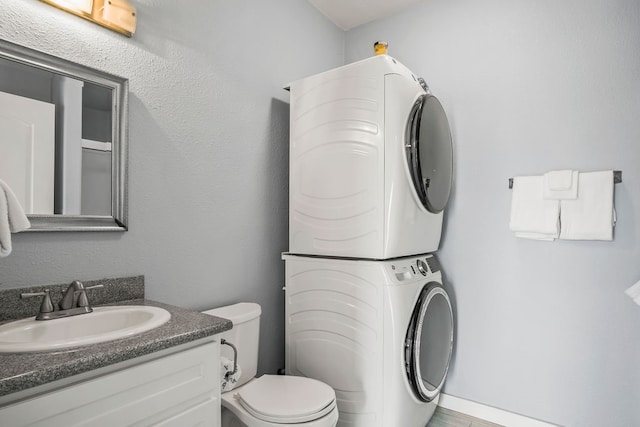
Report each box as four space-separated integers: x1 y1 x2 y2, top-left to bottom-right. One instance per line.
438 393 560 427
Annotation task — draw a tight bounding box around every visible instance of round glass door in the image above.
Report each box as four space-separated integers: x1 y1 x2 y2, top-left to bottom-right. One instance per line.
405 282 454 402
405 94 453 213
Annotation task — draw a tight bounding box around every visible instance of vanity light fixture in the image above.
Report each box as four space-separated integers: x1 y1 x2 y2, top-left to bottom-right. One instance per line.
39 0 137 37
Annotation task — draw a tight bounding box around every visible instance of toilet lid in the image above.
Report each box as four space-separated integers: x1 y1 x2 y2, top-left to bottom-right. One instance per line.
236 375 336 424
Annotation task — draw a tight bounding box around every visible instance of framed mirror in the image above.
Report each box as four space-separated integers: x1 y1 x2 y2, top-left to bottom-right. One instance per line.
0 39 128 232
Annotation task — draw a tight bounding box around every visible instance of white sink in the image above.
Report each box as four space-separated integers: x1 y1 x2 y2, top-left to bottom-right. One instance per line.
0 305 171 353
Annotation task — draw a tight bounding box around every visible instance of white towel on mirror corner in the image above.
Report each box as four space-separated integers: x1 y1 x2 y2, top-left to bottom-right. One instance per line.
543 170 578 200
0 179 31 258
509 176 560 240
559 170 614 241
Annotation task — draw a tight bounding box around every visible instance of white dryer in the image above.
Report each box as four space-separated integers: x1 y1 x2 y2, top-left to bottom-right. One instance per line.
283 253 454 427
288 55 453 259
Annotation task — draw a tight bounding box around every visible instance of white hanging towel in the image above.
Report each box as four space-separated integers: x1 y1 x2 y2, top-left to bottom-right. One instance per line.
543 170 578 200
0 179 31 257
509 176 560 240
559 171 614 241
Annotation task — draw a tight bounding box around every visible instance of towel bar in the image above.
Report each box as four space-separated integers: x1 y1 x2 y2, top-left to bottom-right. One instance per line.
508 171 622 189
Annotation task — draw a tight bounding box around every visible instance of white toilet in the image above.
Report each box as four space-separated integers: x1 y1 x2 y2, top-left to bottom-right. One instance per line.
203 303 339 427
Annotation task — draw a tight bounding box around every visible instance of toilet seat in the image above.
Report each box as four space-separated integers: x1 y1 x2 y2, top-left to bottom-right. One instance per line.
235 375 336 424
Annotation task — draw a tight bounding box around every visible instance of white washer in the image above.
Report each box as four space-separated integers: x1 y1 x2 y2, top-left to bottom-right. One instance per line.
283 253 454 427
288 55 453 259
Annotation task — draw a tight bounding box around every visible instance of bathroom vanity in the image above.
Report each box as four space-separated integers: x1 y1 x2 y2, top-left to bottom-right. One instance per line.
0 277 232 426
0 340 221 426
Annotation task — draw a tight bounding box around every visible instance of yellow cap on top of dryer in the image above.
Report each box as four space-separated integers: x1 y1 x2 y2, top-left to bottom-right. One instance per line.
374 41 388 55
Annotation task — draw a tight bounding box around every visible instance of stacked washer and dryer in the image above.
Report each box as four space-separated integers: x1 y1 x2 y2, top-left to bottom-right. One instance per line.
283 54 455 427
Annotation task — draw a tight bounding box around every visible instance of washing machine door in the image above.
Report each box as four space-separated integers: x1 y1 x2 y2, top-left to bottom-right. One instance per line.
405 94 453 214
405 282 454 402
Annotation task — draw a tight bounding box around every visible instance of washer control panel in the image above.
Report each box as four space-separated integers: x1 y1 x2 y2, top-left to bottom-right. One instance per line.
416 259 428 276
389 255 438 282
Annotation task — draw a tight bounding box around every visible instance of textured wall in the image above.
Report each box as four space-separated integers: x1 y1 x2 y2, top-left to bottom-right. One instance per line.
0 0 343 374
345 0 640 426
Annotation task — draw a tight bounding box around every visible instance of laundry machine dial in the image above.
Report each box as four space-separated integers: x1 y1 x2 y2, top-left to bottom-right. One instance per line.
416 260 428 276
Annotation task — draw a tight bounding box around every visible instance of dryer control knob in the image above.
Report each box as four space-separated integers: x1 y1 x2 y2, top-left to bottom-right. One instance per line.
416 260 429 276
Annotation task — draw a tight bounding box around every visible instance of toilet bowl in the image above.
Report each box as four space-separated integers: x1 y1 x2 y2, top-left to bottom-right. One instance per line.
220 375 338 427
204 303 339 427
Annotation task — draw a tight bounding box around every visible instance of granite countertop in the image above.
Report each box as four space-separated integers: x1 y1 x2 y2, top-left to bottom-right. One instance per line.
0 279 232 399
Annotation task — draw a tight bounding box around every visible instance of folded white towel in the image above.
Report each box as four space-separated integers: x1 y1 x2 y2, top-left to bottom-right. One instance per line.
514 232 557 241
0 179 31 258
559 171 614 241
545 170 574 190
509 176 560 240
543 170 578 200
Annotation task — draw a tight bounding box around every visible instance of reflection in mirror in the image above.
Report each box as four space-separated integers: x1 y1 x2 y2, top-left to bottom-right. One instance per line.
0 39 127 231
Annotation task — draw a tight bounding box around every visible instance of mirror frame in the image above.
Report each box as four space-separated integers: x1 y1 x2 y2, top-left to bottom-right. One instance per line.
0 39 128 232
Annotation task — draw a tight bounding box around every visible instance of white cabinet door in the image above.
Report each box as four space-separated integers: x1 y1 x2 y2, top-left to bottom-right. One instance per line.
0 341 220 427
153 397 219 426
0 90 55 214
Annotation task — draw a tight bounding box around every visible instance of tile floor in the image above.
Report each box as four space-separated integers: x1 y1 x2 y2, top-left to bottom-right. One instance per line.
426 407 504 427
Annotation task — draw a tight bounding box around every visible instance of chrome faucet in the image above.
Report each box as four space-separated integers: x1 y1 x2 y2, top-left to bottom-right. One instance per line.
21 280 104 321
60 280 89 310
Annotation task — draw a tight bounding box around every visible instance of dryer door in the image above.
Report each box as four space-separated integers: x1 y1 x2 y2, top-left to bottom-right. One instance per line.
405 282 454 402
405 94 453 213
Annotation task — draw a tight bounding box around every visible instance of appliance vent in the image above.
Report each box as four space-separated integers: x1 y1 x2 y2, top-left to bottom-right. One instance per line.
425 256 441 273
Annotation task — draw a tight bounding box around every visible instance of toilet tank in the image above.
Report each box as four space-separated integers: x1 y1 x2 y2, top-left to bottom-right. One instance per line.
203 302 261 388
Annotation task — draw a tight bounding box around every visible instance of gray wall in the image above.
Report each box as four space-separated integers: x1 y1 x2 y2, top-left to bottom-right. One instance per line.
0 0 343 375
345 0 640 426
